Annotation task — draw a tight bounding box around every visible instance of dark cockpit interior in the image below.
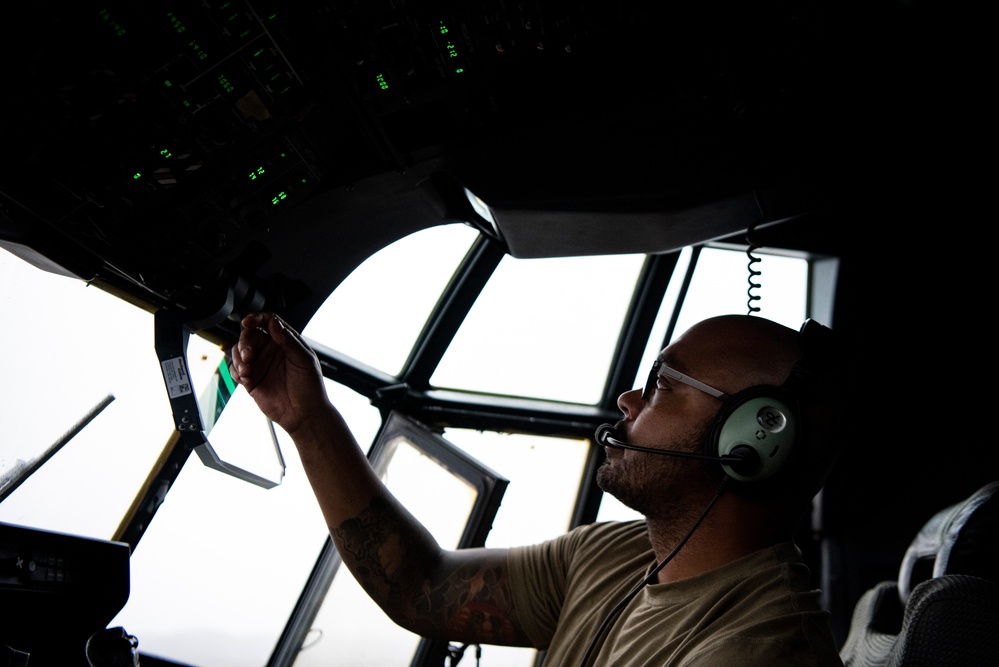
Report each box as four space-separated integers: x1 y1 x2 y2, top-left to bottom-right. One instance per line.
2 1 995 665
4 0 872 327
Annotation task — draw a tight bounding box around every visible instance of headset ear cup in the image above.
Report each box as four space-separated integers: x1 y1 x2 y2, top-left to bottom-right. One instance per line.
712 388 798 483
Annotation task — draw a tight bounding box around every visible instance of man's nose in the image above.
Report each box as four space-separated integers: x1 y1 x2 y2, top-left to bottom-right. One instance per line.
617 387 644 416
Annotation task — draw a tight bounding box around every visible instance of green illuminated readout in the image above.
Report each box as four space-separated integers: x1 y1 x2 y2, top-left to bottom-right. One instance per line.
376 73 389 90
159 148 173 159
164 77 188 103
165 11 186 34
98 8 126 37
218 74 234 93
249 152 292 182
189 39 208 60
165 12 209 60
438 21 464 74
270 178 309 205
133 172 142 180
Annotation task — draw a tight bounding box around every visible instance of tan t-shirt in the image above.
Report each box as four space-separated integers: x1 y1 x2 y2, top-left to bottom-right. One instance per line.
507 520 844 667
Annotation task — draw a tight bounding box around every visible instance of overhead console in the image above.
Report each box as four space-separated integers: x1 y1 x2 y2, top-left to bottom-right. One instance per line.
1 0 856 317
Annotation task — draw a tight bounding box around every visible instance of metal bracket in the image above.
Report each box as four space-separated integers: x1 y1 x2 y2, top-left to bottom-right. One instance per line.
154 296 284 489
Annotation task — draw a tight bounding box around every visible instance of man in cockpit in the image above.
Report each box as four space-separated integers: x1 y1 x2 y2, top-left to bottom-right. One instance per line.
230 310 846 666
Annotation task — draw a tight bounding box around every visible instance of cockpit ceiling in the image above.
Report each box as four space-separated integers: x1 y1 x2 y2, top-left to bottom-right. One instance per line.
1 1 894 321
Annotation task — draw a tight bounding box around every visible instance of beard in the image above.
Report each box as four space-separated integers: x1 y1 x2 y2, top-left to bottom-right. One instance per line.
595 419 716 518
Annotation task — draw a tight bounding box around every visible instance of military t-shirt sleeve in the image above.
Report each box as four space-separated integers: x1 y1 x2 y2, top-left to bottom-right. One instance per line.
505 521 654 651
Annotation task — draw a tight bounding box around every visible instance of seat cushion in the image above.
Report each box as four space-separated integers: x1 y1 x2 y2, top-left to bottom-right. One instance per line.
840 580 903 667
887 574 999 667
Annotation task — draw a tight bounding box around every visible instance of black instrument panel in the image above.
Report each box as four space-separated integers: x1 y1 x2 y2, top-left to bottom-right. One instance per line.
1 1 857 314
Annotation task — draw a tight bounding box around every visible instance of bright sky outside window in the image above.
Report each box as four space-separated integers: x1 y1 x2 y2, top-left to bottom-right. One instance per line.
431 252 645 404
0 234 810 667
304 224 479 374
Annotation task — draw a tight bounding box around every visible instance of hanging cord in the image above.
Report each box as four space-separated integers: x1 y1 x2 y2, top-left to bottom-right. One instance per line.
746 189 766 316
447 642 481 666
576 477 732 667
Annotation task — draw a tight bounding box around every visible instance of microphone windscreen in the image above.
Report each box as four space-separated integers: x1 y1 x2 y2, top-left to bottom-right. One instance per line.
595 424 621 447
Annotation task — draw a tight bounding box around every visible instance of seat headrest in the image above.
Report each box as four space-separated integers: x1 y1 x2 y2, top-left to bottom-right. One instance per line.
898 480 999 603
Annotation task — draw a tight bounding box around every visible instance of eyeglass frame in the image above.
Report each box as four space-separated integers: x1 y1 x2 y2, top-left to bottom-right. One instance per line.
642 358 730 402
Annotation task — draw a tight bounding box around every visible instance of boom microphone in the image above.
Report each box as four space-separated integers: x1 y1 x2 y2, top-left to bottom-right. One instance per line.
594 423 757 470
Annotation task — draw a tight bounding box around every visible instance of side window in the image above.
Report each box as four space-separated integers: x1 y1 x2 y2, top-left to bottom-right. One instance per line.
674 246 808 334
600 246 810 522
0 248 177 539
289 412 508 666
431 253 645 404
304 224 479 374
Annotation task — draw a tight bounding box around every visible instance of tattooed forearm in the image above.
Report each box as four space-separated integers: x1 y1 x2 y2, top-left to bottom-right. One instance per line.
332 495 529 646
333 496 427 604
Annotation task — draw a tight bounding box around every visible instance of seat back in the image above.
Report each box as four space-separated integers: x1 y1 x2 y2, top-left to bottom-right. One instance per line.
898 480 999 603
887 574 999 667
841 480 999 667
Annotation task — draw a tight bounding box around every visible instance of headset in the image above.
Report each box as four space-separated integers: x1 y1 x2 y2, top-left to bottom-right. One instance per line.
581 318 836 667
706 317 834 483
596 318 834 484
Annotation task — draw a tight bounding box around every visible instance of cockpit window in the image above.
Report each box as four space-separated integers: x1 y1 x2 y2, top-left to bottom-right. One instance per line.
431 252 645 403
0 230 816 666
304 224 479 374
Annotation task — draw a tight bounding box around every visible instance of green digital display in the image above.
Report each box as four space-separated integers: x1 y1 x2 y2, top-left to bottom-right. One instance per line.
97 8 126 37
165 12 184 33
189 39 208 61
165 11 208 60
270 178 308 205
438 21 465 74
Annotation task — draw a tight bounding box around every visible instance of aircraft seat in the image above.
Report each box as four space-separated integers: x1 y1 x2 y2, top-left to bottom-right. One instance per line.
840 480 999 666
